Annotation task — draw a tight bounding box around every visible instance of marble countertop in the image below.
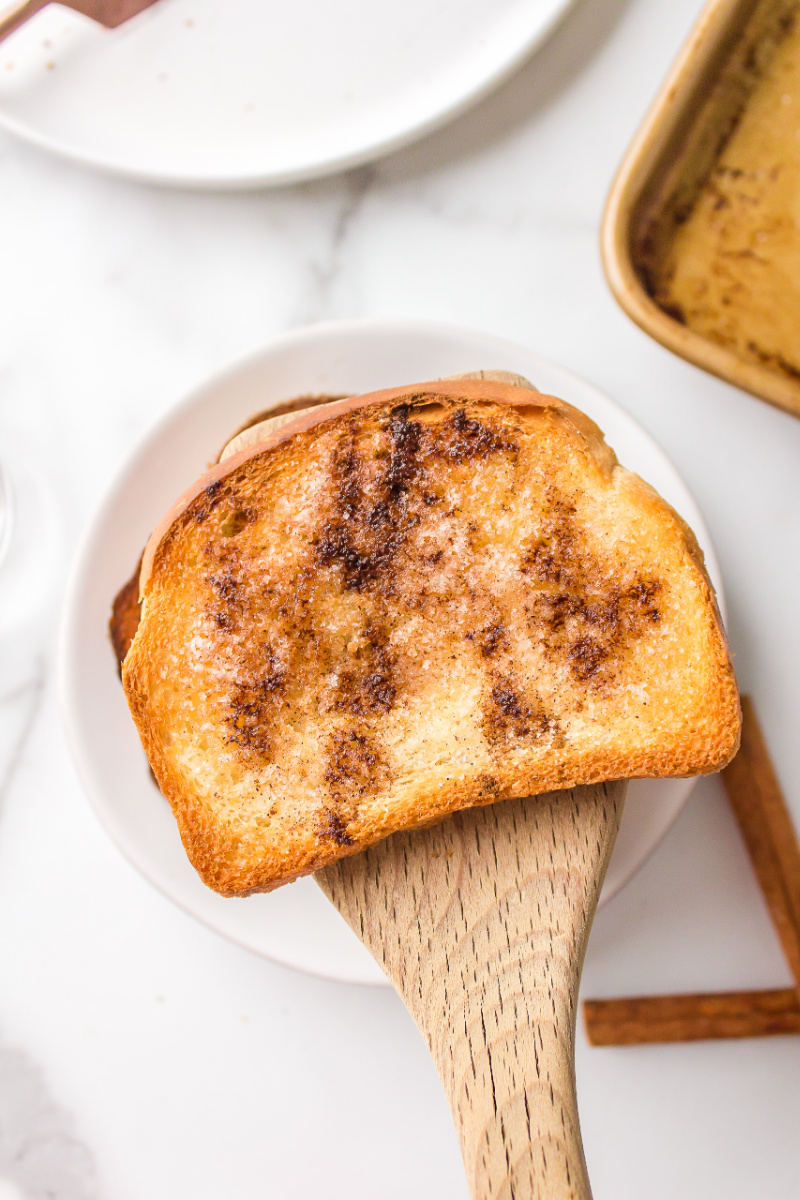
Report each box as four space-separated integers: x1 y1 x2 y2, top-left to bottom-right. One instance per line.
1 0 800 1197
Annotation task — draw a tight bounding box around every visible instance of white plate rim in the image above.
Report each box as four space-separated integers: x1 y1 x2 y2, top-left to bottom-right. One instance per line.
58 317 727 984
0 0 577 189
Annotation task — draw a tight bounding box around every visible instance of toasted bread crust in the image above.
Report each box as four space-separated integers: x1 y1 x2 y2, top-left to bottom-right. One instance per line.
122 380 740 896
109 556 142 672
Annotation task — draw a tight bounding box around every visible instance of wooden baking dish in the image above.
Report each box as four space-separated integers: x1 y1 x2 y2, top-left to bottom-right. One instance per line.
603 0 800 420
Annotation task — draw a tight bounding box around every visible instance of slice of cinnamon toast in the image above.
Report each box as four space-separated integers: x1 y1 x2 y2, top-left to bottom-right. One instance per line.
120 376 740 895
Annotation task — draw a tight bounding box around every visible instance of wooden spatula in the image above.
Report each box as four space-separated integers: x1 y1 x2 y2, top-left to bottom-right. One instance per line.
0 0 160 43
318 779 626 1200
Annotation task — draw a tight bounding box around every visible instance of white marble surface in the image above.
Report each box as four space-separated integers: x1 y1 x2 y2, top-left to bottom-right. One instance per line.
1 0 800 1197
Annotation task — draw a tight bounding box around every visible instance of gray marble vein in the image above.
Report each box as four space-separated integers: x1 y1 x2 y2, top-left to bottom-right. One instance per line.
291 165 375 325
0 1041 99 1200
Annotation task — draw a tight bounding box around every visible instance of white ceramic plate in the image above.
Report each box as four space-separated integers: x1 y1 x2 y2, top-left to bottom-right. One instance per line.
59 319 727 985
0 0 574 188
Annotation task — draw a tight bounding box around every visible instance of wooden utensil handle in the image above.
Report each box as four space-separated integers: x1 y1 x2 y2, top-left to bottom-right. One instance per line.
319 781 625 1200
0 0 49 43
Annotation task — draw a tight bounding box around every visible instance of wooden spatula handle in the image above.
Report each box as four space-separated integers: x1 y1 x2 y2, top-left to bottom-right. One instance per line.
0 0 48 43
318 781 625 1200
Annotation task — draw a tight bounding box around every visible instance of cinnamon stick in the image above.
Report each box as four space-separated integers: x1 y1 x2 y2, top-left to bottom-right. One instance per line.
584 988 800 1045
582 696 800 1045
721 695 800 986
